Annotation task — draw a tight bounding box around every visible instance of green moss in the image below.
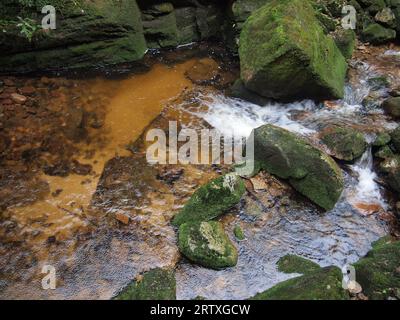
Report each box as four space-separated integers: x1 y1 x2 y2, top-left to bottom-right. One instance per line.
390 126 400 152
333 28 356 60
250 267 349 300
172 173 246 226
113 268 176 300
354 238 400 300
375 145 394 159
178 221 238 270
253 124 344 211
239 0 347 100
233 224 245 241
373 132 391 147
320 125 367 162
277 254 321 275
362 23 396 44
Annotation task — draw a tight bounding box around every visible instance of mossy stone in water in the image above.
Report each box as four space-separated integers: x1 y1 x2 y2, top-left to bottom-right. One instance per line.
233 224 245 241
114 268 176 300
374 145 394 160
253 124 344 211
178 221 238 270
320 125 367 162
277 254 321 275
332 28 356 60
383 97 400 119
172 173 245 226
390 126 400 152
373 132 391 147
239 0 347 100
250 266 349 300
354 238 400 300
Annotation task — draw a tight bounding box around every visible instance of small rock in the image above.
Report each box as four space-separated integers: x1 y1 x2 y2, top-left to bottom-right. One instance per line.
18 86 36 96
10 93 27 104
382 97 400 118
115 212 130 225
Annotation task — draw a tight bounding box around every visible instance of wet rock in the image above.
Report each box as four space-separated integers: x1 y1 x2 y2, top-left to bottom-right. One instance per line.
250 266 349 300
228 79 269 106
10 93 27 104
375 145 394 159
373 132 391 147
354 237 400 300
382 97 400 118
71 160 92 176
0 169 50 210
115 212 130 225
320 125 367 162
277 255 321 275
253 124 344 211
91 156 162 212
367 76 391 91
185 58 220 85
178 221 238 269
172 173 246 226
239 0 347 100
156 167 184 185
113 268 176 300
362 23 397 44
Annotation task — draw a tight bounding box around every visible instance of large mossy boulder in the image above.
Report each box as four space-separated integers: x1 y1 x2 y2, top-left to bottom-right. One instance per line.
239 0 347 100
250 266 349 300
178 221 238 269
362 23 397 43
113 268 176 300
0 0 147 73
253 124 344 211
354 238 400 300
172 173 246 226
320 125 367 162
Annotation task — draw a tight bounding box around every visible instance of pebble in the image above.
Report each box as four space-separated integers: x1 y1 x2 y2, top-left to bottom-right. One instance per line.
19 86 36 96
115 212 130 225
11 93 27 104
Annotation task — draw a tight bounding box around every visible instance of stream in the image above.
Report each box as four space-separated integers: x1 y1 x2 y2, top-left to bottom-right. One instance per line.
0 45 399 300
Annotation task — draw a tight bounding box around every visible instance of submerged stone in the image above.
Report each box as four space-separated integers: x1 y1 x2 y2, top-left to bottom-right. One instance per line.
113 268 176 300
320 125 367 162
277 254 321 275
239 0 347 100
172 173 246 226
178 221 238 269
253 124 344 211
354 238 400 300
250 266 349 300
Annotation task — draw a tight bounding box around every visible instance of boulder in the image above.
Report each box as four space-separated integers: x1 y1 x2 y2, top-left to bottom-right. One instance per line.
113 268 176 300
253 124 344 211
0 0 147 73
178 221 238 269
277 254 321 275
382 97 400 118
354 237 400 300
172 173 246 226
320 125 367 162
362 23 397 43
239 0 347 100
250 266 349 300
332 28 357 60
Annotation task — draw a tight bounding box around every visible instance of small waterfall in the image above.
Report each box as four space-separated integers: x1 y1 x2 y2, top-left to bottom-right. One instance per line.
351 146 386 209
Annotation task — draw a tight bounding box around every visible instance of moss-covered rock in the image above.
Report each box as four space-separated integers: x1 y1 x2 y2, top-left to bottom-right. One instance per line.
375 145 394 159
250 266 349 300
277 254 321 275
382 97 400 119
354 238 400 300
233 224 245 241
320 125 367 162
113 268 176 300
362 23 397 43
253 124 344 211
390 125 400 152
172 173 246 226
0 0 147 73
373 132 391 147
239 0 347 100
332 28 356 60
178 221 238 269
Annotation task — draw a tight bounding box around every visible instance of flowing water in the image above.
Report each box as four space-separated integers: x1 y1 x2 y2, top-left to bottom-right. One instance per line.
1 46 399 299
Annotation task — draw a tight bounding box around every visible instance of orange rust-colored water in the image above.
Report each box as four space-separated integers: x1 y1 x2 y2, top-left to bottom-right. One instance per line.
5 60 197 247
